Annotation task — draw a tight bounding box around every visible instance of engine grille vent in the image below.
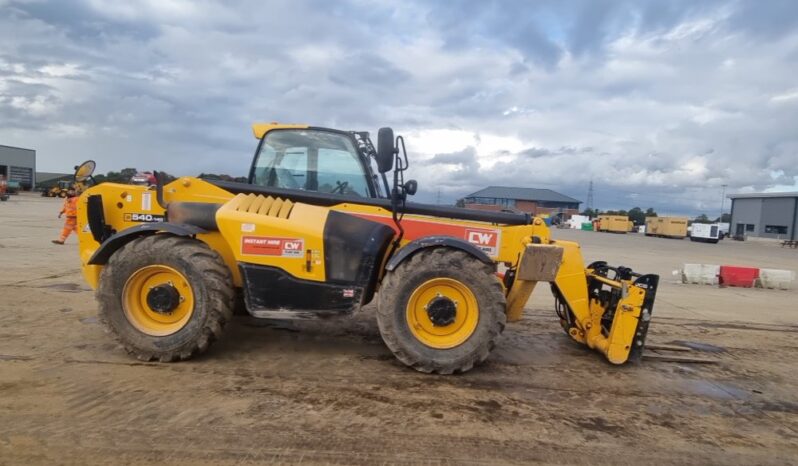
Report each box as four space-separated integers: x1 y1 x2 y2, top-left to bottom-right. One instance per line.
231 193 293 219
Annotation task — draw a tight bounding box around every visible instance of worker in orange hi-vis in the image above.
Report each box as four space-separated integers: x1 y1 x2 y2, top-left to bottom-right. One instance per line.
52 187 79 245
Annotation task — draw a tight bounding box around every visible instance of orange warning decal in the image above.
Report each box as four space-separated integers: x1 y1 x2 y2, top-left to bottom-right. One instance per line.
349 213 500 257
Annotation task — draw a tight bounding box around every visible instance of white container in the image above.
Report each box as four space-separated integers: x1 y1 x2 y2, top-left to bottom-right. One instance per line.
568 215 590 229
757 269 796 290
681 263 720 285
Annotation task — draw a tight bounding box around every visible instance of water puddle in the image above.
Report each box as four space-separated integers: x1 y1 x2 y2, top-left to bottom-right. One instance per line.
669 340 727 353
39 283 91 293
0 354 33 361
681 379 750 400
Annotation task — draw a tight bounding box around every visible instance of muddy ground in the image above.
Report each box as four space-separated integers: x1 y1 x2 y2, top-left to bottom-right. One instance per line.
1 193 797 465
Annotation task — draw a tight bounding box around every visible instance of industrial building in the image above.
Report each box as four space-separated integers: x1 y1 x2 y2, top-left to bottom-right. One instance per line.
0 144 36 190
463 186 581 217
728 192 798 241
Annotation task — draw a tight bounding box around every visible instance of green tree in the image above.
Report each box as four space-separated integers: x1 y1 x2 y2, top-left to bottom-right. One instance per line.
628 207 645 225
199 173 247 183
119 168 138 183
715 213 731 223
104 171 124 182
693 213 711 224
645 207 657 217
580 208 599 217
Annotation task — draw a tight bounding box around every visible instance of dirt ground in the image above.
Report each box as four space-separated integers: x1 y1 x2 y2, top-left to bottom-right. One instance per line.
1 192 797 465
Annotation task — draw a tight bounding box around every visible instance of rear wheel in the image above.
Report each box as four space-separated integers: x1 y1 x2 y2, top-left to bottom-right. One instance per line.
377 248 506 374
97 235 234 362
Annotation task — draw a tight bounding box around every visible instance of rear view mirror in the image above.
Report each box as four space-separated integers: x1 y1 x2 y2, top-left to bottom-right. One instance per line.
74 160 96 182
404 179 417 196
377 127 395 173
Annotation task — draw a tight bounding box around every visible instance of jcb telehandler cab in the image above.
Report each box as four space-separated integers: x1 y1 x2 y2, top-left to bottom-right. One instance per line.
74 123 659 374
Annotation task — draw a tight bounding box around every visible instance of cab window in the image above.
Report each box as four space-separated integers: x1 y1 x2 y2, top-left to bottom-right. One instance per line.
252 130 370 197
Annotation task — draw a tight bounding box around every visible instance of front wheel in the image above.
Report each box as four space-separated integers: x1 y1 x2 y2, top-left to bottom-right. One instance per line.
97 235 234 362
377 248 506 374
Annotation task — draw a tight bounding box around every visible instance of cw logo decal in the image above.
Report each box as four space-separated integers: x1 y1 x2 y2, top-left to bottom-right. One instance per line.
465 228 499 256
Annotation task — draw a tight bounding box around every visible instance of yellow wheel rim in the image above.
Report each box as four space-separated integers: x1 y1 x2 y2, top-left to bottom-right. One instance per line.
122 265 194 336
406 278 479 349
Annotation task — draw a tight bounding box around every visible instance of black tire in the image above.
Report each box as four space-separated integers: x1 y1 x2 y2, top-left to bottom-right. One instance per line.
97 234 234 362
376 248 506 374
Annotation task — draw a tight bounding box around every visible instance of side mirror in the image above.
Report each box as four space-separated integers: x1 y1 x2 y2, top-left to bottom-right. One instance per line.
74 160 96 182
377 127 395 173
403 179 417 196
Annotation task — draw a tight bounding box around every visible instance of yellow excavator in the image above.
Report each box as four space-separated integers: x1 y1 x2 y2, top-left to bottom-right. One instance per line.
72 124 658 374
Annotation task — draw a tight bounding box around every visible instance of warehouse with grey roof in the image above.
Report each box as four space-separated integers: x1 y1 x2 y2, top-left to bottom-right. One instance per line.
728 192 798 241
463 186 581 218
0 144 36 190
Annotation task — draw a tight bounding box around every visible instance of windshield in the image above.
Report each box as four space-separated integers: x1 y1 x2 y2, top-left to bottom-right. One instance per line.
251 130 371 197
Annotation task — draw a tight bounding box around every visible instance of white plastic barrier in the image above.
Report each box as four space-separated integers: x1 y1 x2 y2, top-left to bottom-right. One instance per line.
681 263 720 285
757 269 796 290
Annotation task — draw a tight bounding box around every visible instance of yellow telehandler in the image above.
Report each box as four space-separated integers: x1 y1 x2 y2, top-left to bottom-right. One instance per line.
73 124 658 374
42 180 73 198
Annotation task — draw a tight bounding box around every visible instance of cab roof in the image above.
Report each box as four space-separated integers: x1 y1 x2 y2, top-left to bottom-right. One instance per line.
251 123 309 139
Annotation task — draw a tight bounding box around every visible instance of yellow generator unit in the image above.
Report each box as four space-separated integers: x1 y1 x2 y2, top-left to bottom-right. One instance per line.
72 124 659 374
596 215 630 234
646 216 688 239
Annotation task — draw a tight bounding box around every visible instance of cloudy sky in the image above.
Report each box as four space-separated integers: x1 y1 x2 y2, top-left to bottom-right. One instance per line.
1 0 797 214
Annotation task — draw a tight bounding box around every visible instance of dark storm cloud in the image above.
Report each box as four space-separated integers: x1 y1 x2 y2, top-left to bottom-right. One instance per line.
328 52 412 87
1 0 797 214
8 0 159 41
728 0 798 38
425 0 563 67
428 147 479 168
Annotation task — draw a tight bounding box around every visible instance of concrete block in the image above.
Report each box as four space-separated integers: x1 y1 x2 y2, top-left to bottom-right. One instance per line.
681 263 720 285
757 269 796 290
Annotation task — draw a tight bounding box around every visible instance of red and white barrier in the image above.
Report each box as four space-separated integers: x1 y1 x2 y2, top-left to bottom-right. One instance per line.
681 264 720 285
719 265 759 288
758 269 796 290
680 264 795 290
